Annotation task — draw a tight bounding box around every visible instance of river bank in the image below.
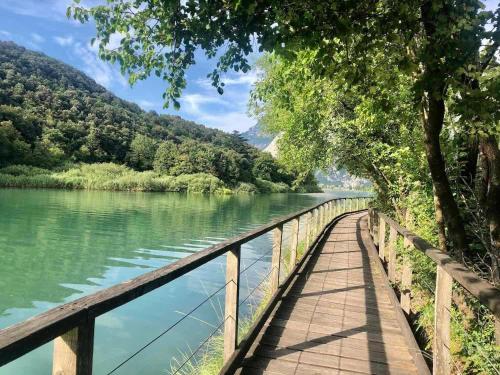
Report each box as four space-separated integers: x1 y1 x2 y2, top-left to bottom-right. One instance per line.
0 163 321 194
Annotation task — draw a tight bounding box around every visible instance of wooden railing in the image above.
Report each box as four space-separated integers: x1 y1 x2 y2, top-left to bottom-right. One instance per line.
368 209 500 375
0 196 369 375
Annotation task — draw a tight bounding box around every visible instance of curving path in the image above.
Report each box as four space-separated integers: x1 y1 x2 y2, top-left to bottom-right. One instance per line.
235 212 429 375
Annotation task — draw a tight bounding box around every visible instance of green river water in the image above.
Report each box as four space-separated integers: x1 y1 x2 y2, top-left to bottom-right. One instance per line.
0 189 363 374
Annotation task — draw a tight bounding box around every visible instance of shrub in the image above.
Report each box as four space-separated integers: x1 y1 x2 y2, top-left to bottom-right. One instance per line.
254 178 290 193
0 164 52 176
234 182 258 194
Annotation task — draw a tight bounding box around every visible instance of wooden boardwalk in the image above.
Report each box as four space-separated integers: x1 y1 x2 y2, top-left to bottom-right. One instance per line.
236 212 428 375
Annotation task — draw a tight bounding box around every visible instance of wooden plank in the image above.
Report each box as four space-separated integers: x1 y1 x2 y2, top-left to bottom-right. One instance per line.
289 218 299 269
372 210 379 247
401 263 412 315
224 246 241 362
220 211 350 375
433 265 452 375
378 217 386 261
236 213 429 375
52 320 94 375
305 212 312 251
271 225 283 292
367 209 372 236
376 211 500 320
388 226 397 283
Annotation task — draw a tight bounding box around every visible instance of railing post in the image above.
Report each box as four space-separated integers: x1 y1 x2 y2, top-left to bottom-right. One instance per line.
355 198 359 210
433 265 452 375
314 208 319 235
373 212 379 247
388 226 397 283
321 203 326 230
404 209 411 248
368 209 372 235
271 224 283 292
52 320 94 375
223 245 241 362
378 217 386 261
305 212 312 250
289 218 299 268
401 263 412 315
342 198 347 213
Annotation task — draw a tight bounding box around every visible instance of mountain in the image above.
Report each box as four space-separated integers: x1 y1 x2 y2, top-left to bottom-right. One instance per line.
242 123 370 189
0 41 317 191
241 123 274 150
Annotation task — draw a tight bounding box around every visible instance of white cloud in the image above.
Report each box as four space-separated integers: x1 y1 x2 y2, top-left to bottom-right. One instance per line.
180 91 255 132
196 70 259 89
72 41 128 89
0 0 101 22
54 35 74 46
191 111 255 132
31 33 45 43
181 94 228 116
136 99 158 110
0 30 12 38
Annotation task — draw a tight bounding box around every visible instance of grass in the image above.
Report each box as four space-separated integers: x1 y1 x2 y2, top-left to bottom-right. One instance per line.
0 163 299 194
394 237 500 374
169 236 311 375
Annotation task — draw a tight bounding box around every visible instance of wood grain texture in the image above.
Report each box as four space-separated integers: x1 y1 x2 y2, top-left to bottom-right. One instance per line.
289 218 299 269
271 225 283 292
52 320 94 375
237 213 429 375
388 226 397 283
378 218 386 261
376 211 500 320
224 246 241 363
401 264 412 315
433 265 452 375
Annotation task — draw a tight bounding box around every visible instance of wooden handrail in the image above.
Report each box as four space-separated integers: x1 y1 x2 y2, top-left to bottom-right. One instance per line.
374 210 500 319
0 196 370 372
369 208 500 375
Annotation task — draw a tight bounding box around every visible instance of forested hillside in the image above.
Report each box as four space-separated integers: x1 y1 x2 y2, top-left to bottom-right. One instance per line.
0 42 317 192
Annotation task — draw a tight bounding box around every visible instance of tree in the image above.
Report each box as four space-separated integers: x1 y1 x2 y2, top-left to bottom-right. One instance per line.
252 153 279 182
153 140 179 173
69 0 499 262
127 134 158 170
0 121 30 166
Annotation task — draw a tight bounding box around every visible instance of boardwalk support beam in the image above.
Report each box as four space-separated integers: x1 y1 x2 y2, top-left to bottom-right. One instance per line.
52 320 94 375
433 265 452 375
223 246 241 363
289 218 299 268
271 225 283 292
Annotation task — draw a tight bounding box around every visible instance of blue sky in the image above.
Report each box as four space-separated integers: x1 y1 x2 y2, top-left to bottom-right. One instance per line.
0 0 498 133
0 0 261 133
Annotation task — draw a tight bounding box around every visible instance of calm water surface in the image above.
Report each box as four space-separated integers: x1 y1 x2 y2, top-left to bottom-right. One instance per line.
0 189 362 374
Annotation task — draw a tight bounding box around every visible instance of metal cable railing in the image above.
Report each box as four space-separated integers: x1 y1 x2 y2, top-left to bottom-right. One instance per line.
105 279 232 375
0 196 370 375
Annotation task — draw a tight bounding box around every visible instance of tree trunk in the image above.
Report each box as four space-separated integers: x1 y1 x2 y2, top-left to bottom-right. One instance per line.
421 94 470 257
433 186 448 252
480 136 500 286
420 1 470 257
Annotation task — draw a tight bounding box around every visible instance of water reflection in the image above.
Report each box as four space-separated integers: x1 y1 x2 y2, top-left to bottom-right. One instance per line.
0 189 360 374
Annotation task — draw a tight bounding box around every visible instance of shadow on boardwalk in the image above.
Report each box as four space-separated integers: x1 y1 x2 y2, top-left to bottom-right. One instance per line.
236 213 423 375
